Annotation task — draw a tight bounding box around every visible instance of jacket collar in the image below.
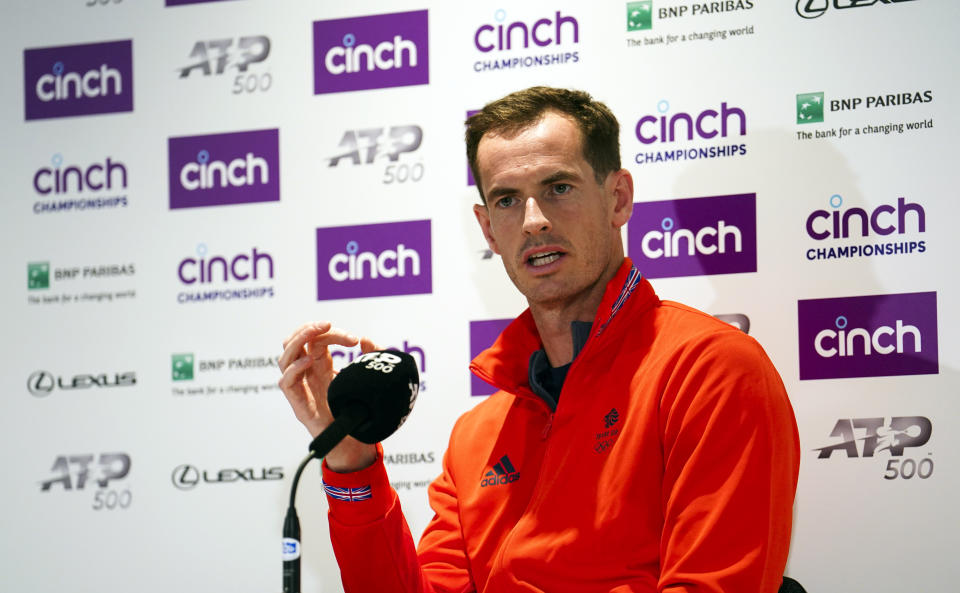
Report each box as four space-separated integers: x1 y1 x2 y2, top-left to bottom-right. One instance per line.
469 258 656 401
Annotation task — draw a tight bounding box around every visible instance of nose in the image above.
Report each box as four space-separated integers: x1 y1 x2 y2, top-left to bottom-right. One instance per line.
522 197 552 235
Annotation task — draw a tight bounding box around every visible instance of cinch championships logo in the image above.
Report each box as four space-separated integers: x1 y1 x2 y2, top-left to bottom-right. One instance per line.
31 153 129 214
634 100 747 165
797 292 938 380
627 193 757 279
316 220 432 301
176 243 275 304
313 10 429 94
168 129 279 209
24 40 133 121
804 194 926 261
471 9 580 72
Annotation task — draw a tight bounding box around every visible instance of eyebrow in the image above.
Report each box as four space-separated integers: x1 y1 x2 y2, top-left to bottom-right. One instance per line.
486 169 583 200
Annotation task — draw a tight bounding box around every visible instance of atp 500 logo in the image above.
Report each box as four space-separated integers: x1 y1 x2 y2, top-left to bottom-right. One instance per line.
627 193 757 279
40 453 132 510
798 292 938 380
328 125 424 185
816 416 933 481
313 10 429 94
179 36 272 94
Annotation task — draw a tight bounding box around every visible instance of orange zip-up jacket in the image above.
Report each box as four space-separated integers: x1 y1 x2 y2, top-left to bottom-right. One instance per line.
322 259 800 592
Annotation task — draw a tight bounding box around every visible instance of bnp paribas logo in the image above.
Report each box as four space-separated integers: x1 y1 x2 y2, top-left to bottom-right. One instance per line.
797 92 824 124
627 1 653 31
28 262 50 290
172 353 194 381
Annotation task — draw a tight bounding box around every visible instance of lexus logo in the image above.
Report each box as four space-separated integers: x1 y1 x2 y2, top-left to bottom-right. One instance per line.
171 464 201 490
27 371 55 397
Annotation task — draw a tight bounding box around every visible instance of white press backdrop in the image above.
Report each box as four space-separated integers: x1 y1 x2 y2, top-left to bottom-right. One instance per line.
1 1 957 592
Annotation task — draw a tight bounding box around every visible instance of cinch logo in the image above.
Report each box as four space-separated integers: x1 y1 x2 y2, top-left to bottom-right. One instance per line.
474 10 579 52
316 220 432 301
796 0 917 20
627 2 653 31
24 40 133 121
806 195 925 240
797 292 938 380
313 10 429 95
329 126 422 166
627 193 757 279
178 245 274 285
33 154 127 196
635 101 746 144
469 318 512 396
815 416 931 459
480 455 520 487
168 129 279 209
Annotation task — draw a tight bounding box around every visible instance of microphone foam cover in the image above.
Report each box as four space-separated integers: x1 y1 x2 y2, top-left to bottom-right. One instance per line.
327 349 420 444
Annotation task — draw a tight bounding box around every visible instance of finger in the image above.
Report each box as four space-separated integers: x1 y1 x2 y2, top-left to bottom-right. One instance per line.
282 320 331 349
277 355 314 391
279 324 327 370
279 324 350 370
304 328 360 356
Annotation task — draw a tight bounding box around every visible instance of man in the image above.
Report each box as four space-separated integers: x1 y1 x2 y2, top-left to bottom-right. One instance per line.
278 87 800 592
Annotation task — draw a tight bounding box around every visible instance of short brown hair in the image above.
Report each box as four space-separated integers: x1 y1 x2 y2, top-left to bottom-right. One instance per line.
465 86 621 202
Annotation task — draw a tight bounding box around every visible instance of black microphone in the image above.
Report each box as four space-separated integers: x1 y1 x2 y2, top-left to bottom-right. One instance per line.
310 349 420 456
282 349 420 593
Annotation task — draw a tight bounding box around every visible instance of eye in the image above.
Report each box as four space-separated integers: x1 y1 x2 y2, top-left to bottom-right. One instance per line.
495 196 518 209
552 183 571 195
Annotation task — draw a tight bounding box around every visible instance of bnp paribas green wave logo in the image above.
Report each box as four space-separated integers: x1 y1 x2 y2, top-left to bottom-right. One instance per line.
627 1 653 31
797 92 824 124
28 262 50 290
172 353 195 381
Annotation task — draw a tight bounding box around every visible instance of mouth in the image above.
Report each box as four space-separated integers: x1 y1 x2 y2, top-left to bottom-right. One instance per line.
527 251 564 267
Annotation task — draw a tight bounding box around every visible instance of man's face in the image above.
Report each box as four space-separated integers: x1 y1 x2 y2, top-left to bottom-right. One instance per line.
473 111 632 309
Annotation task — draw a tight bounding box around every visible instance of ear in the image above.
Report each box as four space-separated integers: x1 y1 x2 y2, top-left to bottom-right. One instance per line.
608 168 634 228
473 203 501 255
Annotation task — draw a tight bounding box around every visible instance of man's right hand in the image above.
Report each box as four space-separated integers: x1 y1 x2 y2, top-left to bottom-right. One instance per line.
277 321 379 473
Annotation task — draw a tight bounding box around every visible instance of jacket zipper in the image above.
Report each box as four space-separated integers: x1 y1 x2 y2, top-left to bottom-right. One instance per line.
541 412 554 440
489 327 604 585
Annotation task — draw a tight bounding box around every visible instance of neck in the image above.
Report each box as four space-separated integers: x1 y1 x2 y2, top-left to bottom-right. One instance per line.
529 256 623 367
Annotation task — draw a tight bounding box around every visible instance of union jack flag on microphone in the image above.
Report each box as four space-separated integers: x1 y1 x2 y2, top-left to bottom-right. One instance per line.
322 481 373 502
